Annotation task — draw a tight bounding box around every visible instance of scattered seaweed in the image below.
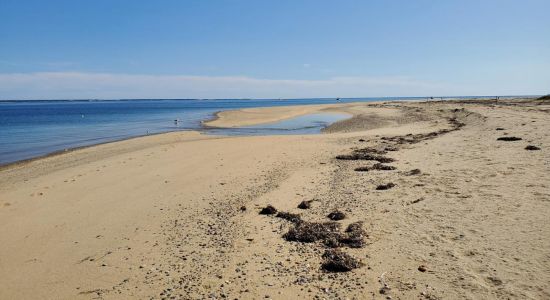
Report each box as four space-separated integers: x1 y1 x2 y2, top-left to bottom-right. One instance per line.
373 156 394 163
275 211 302 223
327 210 346 221
354 166 370 172
525 145 541 151
373 163 396 170
337 236 365 248
259 205 277 215
354 147 387 155
336 153 394 163
345 222 363 233
497 136 522 141
261 108 472 275
339 222 366 248
382 131 445 145
335 154 359 160
321 249 364 272
376 183 395 190
379 115 466 145
354 163 396 172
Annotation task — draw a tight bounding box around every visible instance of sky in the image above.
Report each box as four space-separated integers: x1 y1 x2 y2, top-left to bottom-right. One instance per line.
0 0 549 99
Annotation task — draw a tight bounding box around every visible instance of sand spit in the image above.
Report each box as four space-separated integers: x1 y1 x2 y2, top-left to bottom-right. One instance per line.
204 104 347 128
0 98 549 299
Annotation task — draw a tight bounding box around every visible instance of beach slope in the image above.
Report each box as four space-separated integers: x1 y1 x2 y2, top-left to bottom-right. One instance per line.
0 99 549 299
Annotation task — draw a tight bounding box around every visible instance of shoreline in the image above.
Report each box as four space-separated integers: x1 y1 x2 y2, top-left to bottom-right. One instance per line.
1 98 549 299
1 101 362 169
3 97 532 167
0 96 541 174
0 128 207 170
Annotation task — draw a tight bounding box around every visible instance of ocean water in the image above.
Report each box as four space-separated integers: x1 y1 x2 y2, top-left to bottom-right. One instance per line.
0 96 504 165
0 98 374 164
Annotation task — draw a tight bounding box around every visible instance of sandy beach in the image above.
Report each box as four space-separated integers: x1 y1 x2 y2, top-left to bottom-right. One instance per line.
1 99 549 299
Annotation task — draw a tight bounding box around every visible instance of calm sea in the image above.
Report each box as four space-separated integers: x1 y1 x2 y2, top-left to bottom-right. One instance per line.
0 96 501 165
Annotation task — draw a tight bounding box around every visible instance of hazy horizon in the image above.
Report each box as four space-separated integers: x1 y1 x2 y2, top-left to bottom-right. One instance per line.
0 94 541 102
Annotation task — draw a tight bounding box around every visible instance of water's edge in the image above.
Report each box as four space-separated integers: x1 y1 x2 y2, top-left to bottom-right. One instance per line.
0 130 174 170
0 110 350 169
1 96 531 166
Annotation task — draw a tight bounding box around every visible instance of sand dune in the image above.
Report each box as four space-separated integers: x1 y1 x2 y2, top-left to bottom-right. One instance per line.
0 99 549 299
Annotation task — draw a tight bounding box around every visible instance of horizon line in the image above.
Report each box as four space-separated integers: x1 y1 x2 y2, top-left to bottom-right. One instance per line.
0 94 542 102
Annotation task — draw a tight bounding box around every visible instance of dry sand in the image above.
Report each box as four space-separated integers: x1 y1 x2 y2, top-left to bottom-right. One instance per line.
0 99 549 299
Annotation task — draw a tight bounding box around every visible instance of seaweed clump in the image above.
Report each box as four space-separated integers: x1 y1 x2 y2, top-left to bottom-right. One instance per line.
497 136 522 141
321 249 364 272
327 210 346 221
525 145 541 151
376 183 396 190
259 205 277 215
283 221 341 243
297 200 313 209
283 220 366 249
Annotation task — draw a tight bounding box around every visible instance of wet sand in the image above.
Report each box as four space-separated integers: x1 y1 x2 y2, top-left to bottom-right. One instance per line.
0 99 549 299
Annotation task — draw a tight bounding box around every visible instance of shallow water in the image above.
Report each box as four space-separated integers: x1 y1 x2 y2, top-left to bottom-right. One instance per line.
204 112 350 136
0 98 375 164
0 96 508 165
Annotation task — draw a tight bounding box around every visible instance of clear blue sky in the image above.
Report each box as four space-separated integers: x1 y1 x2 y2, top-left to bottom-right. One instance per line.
1 0 549 99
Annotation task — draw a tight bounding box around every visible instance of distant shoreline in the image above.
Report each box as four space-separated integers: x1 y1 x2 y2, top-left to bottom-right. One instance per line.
0 95 539 102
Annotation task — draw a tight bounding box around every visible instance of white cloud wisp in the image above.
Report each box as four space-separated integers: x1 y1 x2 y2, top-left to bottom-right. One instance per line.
0 72 466 100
